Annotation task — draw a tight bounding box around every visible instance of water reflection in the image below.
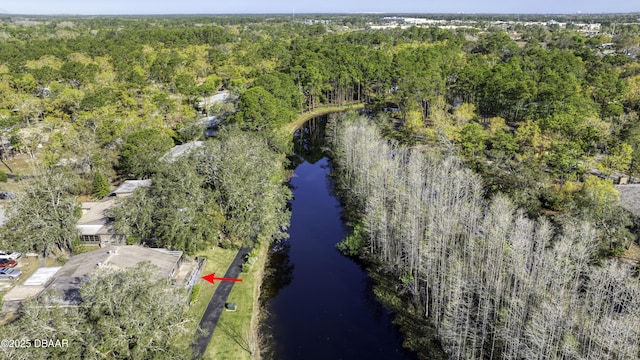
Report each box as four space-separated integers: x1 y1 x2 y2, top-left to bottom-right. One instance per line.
289 114 329 169
261 114 418 360
260 241 294 302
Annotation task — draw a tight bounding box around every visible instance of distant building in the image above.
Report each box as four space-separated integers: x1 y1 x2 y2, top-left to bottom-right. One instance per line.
617 184 640 218
380 17 428 25
109 179 152 197
197 91 230 113
161 141 205 162
77 199 122 245
0 206 7 226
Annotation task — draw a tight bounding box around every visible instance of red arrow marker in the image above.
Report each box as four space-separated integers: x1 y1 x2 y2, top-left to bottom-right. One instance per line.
202 273 243 285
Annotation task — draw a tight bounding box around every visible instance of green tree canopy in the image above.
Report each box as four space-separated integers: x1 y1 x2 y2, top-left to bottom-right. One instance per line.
111 159 223 253
196 128 292 246
119 128 175 178
231 86 295 131
92 172 111 199
3 263 191 359
1 168 80 256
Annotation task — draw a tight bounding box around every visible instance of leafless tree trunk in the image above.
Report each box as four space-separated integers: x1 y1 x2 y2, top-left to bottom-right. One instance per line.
328 115 640 360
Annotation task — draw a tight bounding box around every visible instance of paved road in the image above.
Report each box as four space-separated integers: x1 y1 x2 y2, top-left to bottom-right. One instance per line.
192 247 251 359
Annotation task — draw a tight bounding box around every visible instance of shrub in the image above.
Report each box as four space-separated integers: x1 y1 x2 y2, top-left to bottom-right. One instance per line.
336 223 366 256
190 284 202 304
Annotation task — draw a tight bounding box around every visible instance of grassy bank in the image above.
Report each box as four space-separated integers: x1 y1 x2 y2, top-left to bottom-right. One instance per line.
174 247 238 356
204 242 269 359
284 103 365 134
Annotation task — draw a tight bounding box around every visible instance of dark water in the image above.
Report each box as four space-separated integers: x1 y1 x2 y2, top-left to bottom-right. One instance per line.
262 116 417 360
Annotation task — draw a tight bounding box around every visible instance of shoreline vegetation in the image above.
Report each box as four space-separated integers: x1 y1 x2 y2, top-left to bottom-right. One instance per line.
284 103 366 134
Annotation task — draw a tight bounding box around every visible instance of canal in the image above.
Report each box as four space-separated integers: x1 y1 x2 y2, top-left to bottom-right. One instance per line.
261 115 418 360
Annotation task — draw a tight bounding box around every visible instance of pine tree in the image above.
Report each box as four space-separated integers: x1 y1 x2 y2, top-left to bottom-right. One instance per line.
92 172 110 199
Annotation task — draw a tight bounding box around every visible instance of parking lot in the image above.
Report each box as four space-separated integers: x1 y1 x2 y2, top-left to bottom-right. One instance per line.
0 255 64 321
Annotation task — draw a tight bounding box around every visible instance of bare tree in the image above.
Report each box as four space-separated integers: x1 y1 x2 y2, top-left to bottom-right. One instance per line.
328 114 640 360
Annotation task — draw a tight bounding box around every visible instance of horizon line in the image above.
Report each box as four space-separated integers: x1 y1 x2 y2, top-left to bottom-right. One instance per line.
2 11 640 17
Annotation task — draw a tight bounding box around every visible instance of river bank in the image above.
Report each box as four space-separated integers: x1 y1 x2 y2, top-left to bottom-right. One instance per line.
283 103 365 134
260 115 419 360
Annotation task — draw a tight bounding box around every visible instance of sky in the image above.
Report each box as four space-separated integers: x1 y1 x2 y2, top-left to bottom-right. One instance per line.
0 0 637 15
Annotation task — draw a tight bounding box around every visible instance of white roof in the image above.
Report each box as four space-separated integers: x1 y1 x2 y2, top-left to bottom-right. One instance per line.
198 91 229 109
77 224 104 235
0 206 6 226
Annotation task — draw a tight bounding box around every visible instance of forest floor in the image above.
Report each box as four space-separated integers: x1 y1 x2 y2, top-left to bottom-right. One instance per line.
284 102 365 134
0 154 37 194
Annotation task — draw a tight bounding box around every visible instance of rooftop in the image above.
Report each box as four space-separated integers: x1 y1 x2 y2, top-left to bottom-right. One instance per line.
79 198 116 225
110 179 152 196
617 184 640 217
55 245 183 279
162 141 205 162
0 206 6 226
45 246 184 306
197 91 229 110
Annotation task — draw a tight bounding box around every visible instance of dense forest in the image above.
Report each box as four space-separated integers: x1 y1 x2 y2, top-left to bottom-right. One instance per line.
0 13 638 359
329 114 639 359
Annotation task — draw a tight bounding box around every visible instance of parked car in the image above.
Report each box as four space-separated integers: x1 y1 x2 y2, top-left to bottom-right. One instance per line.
0 259 17 268
0 192 15 200
0 267 21 279
0 251 22 260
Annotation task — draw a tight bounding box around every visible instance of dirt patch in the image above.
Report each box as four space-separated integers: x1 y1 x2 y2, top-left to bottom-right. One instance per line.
0 154 37 193
620 243 640 265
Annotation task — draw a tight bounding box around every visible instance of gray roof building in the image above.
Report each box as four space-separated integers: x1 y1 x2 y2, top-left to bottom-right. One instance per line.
161 141 205 162
110 179 152 197
77 179 152 246
617 184 640 217
45 245 184 306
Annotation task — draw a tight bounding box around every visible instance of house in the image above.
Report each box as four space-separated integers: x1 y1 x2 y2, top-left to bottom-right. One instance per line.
77 179 152 245
196 91 229 113
77 198 122 245
44 245 185 306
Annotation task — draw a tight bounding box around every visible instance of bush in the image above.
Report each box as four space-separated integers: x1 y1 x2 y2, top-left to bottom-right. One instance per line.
190 284 202 304
336 223 366 256
126 236 138 245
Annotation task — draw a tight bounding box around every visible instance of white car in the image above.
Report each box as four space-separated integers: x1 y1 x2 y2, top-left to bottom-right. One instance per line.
0 251 22 260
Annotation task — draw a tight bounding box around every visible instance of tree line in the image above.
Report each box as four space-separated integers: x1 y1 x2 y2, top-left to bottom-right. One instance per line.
110 127 292 252
329 114 640 360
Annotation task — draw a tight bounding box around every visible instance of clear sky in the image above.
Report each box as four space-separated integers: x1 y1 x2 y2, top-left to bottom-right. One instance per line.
0 0 637 15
